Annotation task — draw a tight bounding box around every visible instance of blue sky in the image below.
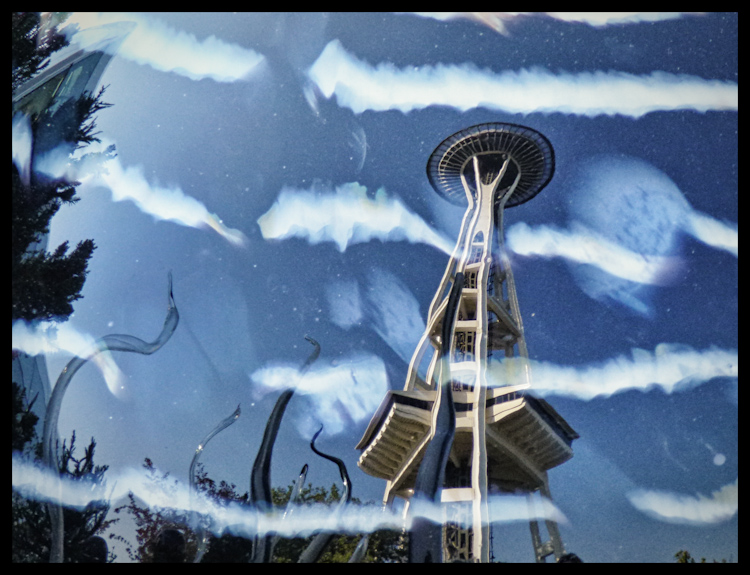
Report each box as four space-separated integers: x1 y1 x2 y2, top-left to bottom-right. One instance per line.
15 12 737 562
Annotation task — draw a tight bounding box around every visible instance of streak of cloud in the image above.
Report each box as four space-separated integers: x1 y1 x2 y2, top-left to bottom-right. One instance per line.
64 12 265 82
36 140 247 247
506 222 680 285
250 354 388 436
505 217 736 316
307 40 737 117
685 211 738 257
539 12 705 27
408 12 704 35
257 182 453 255
490 343 737 400
12 320 126 399
627 478 738 525
101 156 246 246
11 453 565 538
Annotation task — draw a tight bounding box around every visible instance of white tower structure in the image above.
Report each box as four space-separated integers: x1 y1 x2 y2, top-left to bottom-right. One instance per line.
13 44 120 428
356 123 579 562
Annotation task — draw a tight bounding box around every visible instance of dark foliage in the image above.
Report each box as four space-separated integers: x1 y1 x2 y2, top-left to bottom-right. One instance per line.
675 549 730 563
72 85 113 149
111 458 200 563
11 12 115 323
12 383 117 562
11 12 70 93
114 458 407 563
12 380 39 453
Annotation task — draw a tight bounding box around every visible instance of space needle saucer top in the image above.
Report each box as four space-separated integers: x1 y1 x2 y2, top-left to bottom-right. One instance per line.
426 122 555 208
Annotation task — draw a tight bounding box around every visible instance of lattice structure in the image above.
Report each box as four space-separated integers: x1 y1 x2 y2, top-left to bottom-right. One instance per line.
357 123 578 562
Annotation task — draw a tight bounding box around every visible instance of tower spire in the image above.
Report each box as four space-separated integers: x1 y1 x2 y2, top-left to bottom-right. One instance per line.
356 123 578 563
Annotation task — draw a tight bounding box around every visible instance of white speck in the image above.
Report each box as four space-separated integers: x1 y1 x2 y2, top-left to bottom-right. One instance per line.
107 321 114 327
713 453 726 466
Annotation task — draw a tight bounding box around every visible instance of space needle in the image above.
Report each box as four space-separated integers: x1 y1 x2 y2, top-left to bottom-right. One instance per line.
356 123 579 562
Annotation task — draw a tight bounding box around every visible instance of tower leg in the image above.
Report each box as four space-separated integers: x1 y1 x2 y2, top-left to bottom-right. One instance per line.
527 476 566 562
540 478 566 561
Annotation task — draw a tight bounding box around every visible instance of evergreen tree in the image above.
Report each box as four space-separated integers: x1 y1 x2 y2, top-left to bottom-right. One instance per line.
11 12 70 93
12 12 112 323
12 380 39 453
675 549 730 563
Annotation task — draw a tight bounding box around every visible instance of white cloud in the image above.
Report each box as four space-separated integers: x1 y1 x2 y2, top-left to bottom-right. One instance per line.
491 343 738 400
257 182 453 255
685 211 738 257
627 478 738 525
308 39 737 117
507 222 680 285
12 453 565 538
407 12 704 35
12 320 125 398
65 12 265 82
35 139 247 247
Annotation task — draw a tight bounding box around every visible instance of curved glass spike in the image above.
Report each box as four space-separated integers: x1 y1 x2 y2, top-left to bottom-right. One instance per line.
43 272 179 563
190 404 241 563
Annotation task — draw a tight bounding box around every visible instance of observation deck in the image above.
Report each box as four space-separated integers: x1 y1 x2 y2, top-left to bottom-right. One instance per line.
356 387 579 496
426 122 555 207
